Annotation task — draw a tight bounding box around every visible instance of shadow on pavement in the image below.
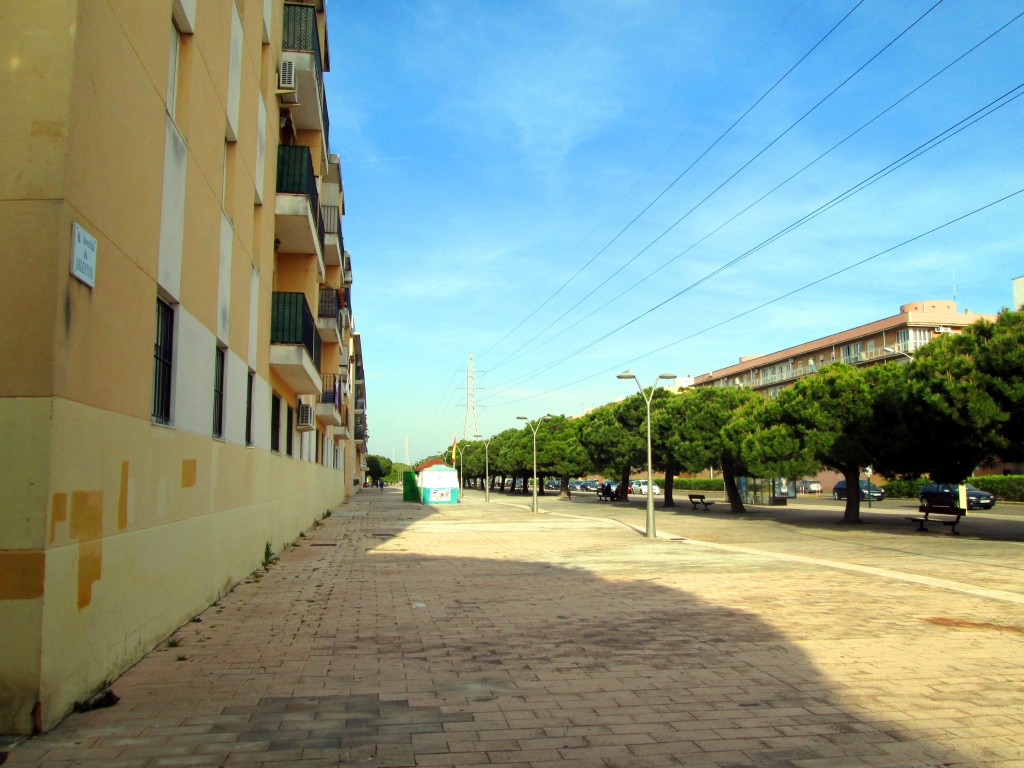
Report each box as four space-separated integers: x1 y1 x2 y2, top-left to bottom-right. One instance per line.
4 490 1008 767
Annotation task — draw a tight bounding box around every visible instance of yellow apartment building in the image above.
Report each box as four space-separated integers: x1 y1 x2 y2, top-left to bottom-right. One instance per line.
694 300 997 395
0 0 367 733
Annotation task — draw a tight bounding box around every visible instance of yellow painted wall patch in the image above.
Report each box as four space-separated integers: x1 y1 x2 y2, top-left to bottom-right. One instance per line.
0 551 45 600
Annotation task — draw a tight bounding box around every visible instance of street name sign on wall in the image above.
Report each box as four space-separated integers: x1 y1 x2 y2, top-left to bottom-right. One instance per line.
71 222 97 288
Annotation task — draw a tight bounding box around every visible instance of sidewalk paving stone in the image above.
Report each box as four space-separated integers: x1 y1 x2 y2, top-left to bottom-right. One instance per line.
4 489 1024 767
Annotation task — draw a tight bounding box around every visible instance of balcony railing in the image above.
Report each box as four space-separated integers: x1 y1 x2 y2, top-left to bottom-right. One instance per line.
714 342 929 390
283 2 328 153
320 372 341 407
355 398 366 411
322 204 340 236
277 145 319 219
318 286 341 323
271 292 321 371
283 4 323 89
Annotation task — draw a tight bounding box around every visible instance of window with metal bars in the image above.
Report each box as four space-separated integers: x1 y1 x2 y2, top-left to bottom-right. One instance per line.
153 299 174 424
213 347 226 437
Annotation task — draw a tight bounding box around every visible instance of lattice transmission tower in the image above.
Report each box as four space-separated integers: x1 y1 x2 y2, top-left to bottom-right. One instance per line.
463 353 479 440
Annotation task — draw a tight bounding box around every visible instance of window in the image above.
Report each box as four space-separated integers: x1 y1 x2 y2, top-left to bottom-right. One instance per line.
153 299 174 424
841 342 864 363
245 371 254 445
286 406 294 456
213 347 226 437
316 428 321 464
271 394 281 452
167 22 182 119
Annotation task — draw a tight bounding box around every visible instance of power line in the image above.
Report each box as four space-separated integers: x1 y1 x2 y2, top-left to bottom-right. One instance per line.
486 0 945 377
484 185 1024 408
487 3 1021 376
480 82 1024 400
476 1 808 361
478 0 865 363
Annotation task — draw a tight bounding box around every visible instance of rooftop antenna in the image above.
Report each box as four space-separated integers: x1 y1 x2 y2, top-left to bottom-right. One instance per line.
952 267 957 305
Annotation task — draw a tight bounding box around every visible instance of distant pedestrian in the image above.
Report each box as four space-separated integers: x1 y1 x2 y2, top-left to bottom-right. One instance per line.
566 486 573 501
378 479 384 493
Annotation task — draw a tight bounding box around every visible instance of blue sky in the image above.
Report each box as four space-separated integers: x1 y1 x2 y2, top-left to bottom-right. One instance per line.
324 0 1024 464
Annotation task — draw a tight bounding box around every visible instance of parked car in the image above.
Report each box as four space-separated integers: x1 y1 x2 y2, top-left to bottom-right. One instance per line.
629 480 662 495
544 479 561 490
579 480 600 492
568 480 583 491
919 482 996 510
796 480 822 494
832 480 884 501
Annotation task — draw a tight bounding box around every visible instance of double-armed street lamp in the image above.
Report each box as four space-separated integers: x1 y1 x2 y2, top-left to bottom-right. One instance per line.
883 346 914 362
517 415 551 514
474 433 492 503
617 370 677 540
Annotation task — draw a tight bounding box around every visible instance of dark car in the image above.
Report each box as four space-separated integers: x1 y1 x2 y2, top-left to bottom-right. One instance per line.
919 482 996 510
579 480 599 491
832 480 884 501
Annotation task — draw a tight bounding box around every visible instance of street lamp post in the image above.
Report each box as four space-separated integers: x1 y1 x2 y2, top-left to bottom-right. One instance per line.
474 433 491 502
617 370 677 540
882 345 913 361
516 415 551 514
458 441 464 503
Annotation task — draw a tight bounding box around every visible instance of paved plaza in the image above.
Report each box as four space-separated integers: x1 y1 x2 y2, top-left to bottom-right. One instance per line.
4 488 1024 767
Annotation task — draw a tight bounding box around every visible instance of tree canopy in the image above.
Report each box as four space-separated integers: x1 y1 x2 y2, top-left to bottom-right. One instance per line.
423 311 1023 522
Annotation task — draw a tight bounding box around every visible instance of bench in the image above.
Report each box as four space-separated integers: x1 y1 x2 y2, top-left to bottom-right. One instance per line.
688 494 715 511
906 506 965 535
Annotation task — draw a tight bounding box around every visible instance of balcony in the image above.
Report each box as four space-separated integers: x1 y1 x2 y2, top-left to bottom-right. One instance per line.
275 144 324 278
281 3 329 152
317 286 342 344
342 255 352 286
321 204 342 266
315 372 343 426
270 292 323 395
355 397 366 413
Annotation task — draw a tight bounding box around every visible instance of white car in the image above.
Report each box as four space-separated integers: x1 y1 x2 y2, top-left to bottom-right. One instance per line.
629 480 661 495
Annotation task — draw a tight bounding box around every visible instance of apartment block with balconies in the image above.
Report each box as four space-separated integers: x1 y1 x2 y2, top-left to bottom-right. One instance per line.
0 0 365 734
694 301 997 396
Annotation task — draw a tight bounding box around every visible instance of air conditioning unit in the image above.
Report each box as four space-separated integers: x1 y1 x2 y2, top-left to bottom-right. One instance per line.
297 403 315 431
277 61 298 104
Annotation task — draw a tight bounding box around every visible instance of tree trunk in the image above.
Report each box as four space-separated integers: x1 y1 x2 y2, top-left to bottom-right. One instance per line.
663 466 676 507
618 469 630 501
841 465 861 523
722 465 747 514
560 473 570 496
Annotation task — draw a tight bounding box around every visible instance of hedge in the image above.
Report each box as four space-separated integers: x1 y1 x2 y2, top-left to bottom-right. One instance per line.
672 478 725 491
665 475 1023 501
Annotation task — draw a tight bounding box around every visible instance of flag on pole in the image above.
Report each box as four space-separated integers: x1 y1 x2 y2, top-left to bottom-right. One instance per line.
451 433 458 465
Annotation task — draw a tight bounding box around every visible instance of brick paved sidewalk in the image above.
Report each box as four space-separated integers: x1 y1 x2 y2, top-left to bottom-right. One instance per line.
5 488 1024 767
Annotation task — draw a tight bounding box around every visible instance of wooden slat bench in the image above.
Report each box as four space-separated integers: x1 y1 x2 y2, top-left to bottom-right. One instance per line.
906 506 965 535
688 494 715 511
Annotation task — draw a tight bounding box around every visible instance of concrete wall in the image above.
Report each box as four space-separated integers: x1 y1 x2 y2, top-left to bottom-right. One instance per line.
0 0 350 733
